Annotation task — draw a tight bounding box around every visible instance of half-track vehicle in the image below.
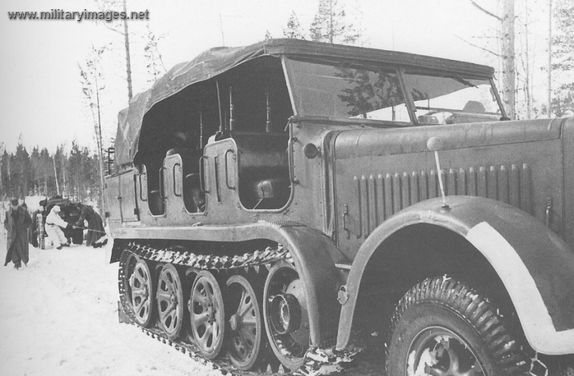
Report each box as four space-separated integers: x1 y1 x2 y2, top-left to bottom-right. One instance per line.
105 39 574 375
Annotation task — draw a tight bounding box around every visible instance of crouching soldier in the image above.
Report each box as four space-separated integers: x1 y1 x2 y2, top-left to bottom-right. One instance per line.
75 205 105 247
45 205 69 250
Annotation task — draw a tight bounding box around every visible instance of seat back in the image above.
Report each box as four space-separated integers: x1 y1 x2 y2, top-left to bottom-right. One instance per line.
233 133 290 209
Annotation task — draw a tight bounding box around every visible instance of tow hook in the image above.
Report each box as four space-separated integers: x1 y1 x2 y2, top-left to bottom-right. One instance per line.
530 353 548 376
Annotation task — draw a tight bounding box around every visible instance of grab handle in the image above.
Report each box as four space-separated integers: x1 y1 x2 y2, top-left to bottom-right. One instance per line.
159 166 167 200
173 163 182 197
138 173 147 201
199 156 209 193
225 149 236 190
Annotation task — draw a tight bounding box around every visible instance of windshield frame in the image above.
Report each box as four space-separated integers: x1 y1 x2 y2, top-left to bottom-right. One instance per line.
281 56 507 126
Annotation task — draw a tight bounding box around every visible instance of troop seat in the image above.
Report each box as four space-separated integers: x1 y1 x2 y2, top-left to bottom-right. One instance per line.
166 148 204 213
232 132 290 209
136 154 165 216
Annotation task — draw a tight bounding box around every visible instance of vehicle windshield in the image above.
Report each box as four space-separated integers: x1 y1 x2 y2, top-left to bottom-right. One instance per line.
284 58 410 122
283 58 502 125
404 72 501 125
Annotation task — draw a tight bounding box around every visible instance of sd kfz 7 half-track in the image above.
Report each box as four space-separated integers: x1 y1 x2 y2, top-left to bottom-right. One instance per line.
105 39 574 375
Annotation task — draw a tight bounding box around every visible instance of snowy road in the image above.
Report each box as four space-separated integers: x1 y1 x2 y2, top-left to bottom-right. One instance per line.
0 241 223 376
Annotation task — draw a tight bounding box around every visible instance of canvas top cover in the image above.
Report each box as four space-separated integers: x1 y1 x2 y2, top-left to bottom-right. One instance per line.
114 38 494 166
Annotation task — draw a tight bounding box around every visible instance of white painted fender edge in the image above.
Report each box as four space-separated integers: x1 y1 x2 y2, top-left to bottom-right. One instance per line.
466 221 574 355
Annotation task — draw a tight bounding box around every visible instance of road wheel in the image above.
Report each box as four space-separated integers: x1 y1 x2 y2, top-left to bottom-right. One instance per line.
128 256 155 327
156 264 185 340
386 276 530 376
263 261 309 370
225 273 267 370
189 270 225 359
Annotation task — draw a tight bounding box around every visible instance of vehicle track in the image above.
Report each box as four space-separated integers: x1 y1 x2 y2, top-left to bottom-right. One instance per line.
118 243 360 376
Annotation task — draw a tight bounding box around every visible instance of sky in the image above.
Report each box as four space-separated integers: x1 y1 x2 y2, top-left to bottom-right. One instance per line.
0 0 553 153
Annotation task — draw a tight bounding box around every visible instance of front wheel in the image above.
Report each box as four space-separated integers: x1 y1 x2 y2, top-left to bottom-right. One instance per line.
386 276 530 376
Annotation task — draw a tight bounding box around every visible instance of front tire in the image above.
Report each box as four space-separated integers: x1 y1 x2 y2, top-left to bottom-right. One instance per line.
386 276 530 376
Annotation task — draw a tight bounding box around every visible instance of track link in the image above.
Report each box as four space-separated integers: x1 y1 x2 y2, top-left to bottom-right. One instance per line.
118 242 358 376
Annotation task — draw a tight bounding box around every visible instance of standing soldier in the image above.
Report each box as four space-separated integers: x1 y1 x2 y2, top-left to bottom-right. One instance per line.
45 205 70 250
4 199 32 269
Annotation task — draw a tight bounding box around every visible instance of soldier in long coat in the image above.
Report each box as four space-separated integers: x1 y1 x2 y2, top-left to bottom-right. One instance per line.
4 199 32 269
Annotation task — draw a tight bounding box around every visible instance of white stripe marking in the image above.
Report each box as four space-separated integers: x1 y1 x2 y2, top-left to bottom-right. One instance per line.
466 221 574 354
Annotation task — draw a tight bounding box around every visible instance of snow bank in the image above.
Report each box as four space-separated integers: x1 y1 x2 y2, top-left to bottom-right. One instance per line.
0 238 223 376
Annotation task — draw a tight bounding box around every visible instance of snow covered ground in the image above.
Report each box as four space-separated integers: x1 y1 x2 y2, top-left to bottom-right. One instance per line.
0 238 223 376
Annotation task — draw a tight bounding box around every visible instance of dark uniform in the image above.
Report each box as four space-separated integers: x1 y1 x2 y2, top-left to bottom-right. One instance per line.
4 200 32 268
76 205 105 247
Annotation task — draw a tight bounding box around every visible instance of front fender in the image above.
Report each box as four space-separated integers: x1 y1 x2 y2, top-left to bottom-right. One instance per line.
336 196 574 355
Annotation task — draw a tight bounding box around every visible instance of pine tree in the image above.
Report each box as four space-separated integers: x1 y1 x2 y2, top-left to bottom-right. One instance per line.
30 147 41 195
0 150 9 199
13 142 30 198
67 141 83 200
39 148 54 195
309 0 360 45
551 0 574 116
283 11 305 39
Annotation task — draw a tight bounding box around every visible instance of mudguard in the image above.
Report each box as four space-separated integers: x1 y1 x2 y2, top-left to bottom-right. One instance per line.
336 196 574 355
110 222 344 347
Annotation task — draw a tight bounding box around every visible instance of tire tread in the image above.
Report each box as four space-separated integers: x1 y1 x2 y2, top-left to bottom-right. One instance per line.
386 275 530 376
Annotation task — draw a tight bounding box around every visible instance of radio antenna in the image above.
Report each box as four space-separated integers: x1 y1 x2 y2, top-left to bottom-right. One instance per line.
427 137 449 208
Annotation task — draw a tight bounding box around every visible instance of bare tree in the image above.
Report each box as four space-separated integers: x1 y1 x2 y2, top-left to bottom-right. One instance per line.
501 0 516 119
462 0 516 118
548 0 553 116
79 45 107 216
52 148 60 195
95 0 133 103
143 23 166 84
522 0 532 119
0 143 4 199
550 0 574 116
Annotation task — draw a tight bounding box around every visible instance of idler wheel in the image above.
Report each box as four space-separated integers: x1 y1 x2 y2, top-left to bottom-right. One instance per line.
156 264 185 339
263 261 309 370
128 256 155 327
189 271 225 359
225 274 266 370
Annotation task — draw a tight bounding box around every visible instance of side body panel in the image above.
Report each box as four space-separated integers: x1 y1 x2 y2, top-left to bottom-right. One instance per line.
104 169 123 226
107 122 351 244
119 169 139 222
332 118 570 257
